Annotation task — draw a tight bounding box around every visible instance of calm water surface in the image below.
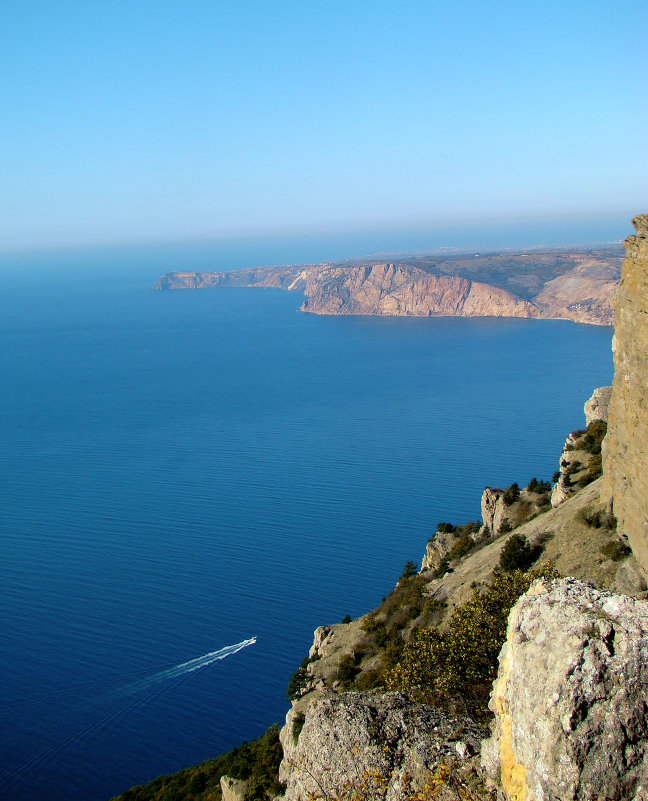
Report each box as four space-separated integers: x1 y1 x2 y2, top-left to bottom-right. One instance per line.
0 241 613 800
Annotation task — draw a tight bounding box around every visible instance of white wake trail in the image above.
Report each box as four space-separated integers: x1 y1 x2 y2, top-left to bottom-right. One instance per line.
126 637 257 693
0 637 258 786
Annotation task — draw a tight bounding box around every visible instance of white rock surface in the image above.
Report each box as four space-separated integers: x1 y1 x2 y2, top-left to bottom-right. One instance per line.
482 577 648 801
584 385 612 426
280 692 483 801
220 776 248 801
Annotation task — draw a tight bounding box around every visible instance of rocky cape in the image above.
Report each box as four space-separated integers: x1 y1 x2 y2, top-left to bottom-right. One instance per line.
154 247 622 325
115 225 645 801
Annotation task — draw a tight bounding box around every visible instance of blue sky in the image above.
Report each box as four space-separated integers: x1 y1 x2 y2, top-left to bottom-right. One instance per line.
1 0 646 249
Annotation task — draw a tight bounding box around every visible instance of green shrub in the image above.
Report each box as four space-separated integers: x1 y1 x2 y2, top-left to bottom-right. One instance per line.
601 540 632 561
447 533 474 562
372 626 389 649
503 482 520 506
552 470 561 483
353 668 383 691
577 508 603 528
340 614 352 624
292 712 306 742
335 653 359 687
527 477 551 494
499 520 512 534
286 654 318 699
437 522 456 533
385 564 560 719
588 453 602 478
361 611 381 633
399 560 418 582
499 534 542 572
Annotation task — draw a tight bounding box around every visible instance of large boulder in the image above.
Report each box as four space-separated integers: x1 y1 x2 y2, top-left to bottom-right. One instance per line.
279 692 484 801
482 577 648 800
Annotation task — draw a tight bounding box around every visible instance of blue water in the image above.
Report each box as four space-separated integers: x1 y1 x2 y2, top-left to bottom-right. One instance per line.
0 238 613 801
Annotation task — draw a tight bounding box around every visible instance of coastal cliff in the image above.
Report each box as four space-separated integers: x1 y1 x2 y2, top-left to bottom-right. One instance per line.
299 263 538 317
116 219 645 801
154 247 621 325
602 214 648 575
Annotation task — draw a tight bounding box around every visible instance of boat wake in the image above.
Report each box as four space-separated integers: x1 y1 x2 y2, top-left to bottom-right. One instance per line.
0 637 257 787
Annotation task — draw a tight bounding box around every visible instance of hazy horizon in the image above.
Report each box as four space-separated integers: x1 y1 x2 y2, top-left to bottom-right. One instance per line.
0 213 633 266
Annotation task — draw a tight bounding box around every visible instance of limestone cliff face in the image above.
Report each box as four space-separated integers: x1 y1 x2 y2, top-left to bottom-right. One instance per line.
155 249 621 324
279 693 483 801
300 263 540 318
584 385 612 426
482 578 648 801
601 214 648 575
155 263 540 319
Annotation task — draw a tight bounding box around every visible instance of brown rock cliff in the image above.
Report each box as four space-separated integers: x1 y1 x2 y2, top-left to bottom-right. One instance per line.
601 214 648 575
300 263 540 318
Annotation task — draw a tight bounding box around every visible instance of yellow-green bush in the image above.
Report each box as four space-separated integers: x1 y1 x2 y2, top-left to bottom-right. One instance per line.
385 564 559 719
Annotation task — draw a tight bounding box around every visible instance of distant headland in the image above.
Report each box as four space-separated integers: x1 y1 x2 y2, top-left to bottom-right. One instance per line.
154 246 622 326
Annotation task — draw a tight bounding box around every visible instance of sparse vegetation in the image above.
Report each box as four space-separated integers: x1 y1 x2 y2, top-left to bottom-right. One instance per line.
287 653 319 699
527 477 551 494
503 482 520 506
385 564 560 719
600 539 632 561
398 560 418 582
499 534 543 572
577 506 616 530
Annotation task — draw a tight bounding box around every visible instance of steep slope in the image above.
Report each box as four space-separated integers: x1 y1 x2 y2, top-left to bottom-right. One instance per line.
299 263 539 318
602 214 648 573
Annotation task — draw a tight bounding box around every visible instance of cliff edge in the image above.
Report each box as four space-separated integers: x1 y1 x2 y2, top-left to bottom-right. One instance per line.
602 214 648 575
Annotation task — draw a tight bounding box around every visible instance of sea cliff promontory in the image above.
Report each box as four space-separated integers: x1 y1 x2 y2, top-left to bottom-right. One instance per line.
117 220 645 801
602 214 648 574
154 246 622 325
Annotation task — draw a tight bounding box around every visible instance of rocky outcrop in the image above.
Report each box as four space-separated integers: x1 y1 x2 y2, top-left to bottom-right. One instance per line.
279 693 484 801
602 214 648 575
421 530 462 573
220 776 247 801
480 485 549 535
550 420 607 508
584 385 612 426
300 263 540 318
482 577 648 801
551 432 583 507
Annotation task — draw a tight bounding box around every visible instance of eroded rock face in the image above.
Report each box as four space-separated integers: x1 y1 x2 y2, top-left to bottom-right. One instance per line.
584 385 612 427
602 214 648 575
482 577 648 801
421 530 461 572
533 259 619 325
480 487 548 534
279 693 484 801
220 776 247 801
301 264 540 318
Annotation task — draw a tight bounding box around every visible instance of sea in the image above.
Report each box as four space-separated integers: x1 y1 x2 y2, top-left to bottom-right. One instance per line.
0 224 616 801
